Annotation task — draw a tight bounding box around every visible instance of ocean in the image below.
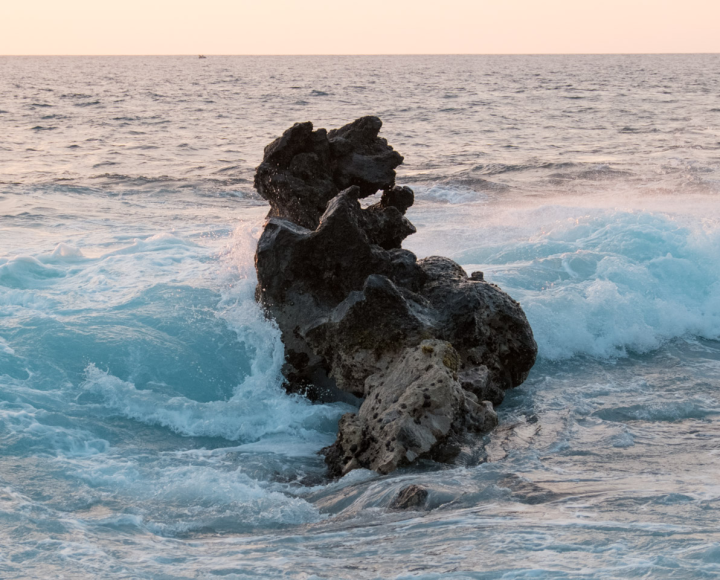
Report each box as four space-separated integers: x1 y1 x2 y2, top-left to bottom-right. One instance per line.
1 54 720 579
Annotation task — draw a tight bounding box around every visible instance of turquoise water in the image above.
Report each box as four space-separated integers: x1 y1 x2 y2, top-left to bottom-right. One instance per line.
1 55 720 579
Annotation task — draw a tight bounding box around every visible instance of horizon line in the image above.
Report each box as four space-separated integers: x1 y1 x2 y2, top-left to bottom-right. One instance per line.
2 52 719 57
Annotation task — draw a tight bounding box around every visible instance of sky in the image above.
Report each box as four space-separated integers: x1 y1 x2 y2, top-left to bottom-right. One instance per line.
1 0 719 55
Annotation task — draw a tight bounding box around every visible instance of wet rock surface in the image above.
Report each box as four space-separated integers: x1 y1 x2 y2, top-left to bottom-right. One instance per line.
254 117 537 476
390 485 429 510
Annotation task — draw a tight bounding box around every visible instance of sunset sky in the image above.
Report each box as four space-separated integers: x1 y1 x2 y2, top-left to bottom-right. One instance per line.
1 0 719 55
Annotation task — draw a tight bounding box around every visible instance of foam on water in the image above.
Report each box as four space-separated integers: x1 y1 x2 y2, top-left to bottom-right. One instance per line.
409 195 720 361
0 401 110 457
0 338 14 355
79 363 347 443
509 209 720 359
0 221 356 551
1 186 719 579
56 225 350 444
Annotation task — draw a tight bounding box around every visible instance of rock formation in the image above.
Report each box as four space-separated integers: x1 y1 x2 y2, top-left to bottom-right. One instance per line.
254 116 537 476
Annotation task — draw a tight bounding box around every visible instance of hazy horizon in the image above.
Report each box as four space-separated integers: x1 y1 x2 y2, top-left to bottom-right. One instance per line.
2 0 718 56
3 52 720 56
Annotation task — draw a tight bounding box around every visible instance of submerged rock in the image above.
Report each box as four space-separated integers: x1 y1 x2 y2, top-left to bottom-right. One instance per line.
390 485 429 510
254 116 537 476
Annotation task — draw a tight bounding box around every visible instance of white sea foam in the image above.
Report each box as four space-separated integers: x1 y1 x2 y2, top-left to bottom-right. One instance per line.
410 196 720 360
80 364 347 443
47 243 86 262
0 256 66 289
0 337 14 356
0 289 57 312
0 402 109 457
101 232 200 257
77 222 351 444
413 184 490 204
72 458 324 532
513 210 720 359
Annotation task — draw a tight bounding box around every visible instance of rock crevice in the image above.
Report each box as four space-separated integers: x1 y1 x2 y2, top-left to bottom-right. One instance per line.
254 116 537 476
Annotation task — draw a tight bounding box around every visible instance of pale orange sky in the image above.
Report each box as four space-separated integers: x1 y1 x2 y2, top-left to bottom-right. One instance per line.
1 0 719 55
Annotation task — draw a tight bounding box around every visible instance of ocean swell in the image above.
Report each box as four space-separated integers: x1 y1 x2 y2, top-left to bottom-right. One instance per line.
455 206 720 360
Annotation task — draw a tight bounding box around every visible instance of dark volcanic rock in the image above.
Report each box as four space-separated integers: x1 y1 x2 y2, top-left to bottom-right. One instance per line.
254 116 403 230
254 117 537 476
418 256 537 391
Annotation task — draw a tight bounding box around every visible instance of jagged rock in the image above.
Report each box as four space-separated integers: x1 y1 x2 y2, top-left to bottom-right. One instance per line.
255 188 423 400
418 256 537 391
390 485 429 510
323 340 498 476
380 185 415 213
328 116 404 196
458 365 504 406
254 116 403 230
253 117 538 476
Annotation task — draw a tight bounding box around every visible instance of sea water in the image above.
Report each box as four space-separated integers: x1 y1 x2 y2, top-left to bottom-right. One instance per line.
1 55 720 579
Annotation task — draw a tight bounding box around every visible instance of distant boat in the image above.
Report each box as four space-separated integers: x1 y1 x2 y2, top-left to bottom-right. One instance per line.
198 55 207 59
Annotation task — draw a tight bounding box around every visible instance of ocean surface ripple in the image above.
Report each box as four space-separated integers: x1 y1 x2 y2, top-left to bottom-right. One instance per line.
1 55 720 579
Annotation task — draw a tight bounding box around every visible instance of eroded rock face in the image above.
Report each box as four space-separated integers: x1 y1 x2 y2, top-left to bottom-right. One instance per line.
254 117 537 475
323 340 498 476
254 116 404 230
